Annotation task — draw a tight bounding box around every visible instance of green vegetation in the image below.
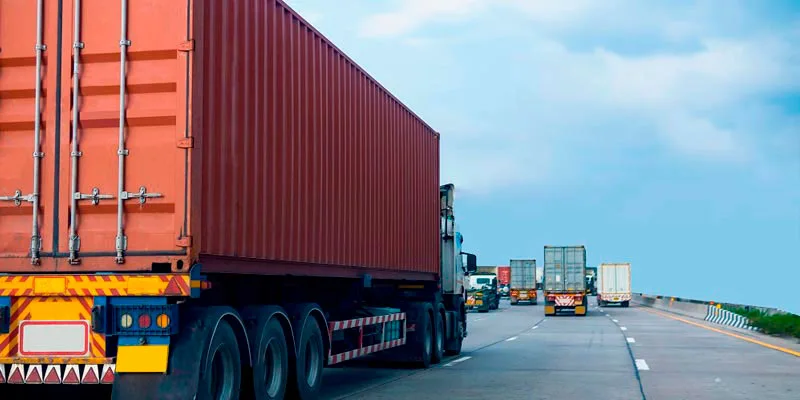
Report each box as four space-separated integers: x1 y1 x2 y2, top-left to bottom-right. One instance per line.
725 306 800 339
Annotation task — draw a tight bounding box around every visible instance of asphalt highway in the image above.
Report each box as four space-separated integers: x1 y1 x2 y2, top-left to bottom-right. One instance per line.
323 296 800 400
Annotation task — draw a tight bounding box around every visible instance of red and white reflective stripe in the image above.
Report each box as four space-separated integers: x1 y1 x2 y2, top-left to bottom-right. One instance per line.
555 296 576 306
328 312 406 332
327 337 407 365
0 364 115 384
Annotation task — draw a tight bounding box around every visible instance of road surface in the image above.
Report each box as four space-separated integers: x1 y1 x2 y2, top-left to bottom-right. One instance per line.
322 296 799 400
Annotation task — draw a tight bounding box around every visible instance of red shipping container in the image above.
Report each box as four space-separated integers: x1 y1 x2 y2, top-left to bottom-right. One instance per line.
0 0 440 280
497 266 511 286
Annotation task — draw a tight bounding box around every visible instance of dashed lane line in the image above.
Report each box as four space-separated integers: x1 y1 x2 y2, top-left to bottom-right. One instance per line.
620 326 628 331
627 337 636 343
506 336 518 342
443 356 472 367
635 359 650 371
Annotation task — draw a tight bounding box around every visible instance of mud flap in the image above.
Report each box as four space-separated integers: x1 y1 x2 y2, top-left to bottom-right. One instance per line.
111 306 246 400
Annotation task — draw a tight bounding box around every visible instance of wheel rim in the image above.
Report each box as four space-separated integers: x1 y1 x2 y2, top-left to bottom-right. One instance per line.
210 344 235 400
304 335 322 387
263 338 284 397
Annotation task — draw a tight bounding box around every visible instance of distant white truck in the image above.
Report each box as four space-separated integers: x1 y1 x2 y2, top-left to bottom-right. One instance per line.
597 263 632 307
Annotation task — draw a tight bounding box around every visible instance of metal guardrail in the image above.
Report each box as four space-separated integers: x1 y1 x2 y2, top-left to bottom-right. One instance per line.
633 293 789 316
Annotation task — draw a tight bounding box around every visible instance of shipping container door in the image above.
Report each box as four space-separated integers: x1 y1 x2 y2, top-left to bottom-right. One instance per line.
0 0 59 267
55 0 192 267
543 248 564 291
564 247 585 291
600 265 616 293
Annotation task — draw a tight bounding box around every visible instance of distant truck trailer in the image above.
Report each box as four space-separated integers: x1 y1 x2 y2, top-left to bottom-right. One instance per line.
543 246 588 316
597 263 632 307
496 266 511 297
509 259 537 305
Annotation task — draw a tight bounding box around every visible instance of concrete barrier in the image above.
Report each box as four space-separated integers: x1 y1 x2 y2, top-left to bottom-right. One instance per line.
632 293 759 331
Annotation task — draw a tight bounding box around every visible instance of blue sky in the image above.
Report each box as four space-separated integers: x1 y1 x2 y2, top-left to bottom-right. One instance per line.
284 0 800 313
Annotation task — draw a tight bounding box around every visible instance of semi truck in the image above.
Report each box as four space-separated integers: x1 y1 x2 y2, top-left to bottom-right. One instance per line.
543 246 587 316
597 263 632 307
0 1 477 399
466 273 499 312
509 260 537 305
497 266 511 297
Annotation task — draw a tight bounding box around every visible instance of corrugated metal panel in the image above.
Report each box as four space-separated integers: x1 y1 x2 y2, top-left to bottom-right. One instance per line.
544 246 587 292
193 0 440 277
509 259 536 289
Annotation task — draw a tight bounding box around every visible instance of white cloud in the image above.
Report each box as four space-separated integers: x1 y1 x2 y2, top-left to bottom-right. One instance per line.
360 0 486 38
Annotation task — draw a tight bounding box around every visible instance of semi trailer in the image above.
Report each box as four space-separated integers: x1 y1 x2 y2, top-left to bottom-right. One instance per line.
543 246 587 316
509 259 537 305
597 263 632 307
0 1 477 399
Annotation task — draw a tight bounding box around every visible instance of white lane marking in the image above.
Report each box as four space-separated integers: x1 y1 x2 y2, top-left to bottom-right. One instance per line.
531 326 539 330
627 337 636 343
606 314 610 317
620 326 628 331
506 336 518 342
635 359 650 371
443 356 472 367
613 319 619 323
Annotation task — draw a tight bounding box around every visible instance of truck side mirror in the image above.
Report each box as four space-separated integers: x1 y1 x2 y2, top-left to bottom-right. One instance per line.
463 253 477 274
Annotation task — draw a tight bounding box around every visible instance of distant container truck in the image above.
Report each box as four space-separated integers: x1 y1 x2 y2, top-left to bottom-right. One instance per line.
597 263 632 307
543 246 588 316
509 259 537 305
497 266 511 297
0 1 478 398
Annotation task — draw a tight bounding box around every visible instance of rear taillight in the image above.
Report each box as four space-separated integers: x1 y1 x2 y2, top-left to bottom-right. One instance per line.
510 290 519 297
528 290 536 298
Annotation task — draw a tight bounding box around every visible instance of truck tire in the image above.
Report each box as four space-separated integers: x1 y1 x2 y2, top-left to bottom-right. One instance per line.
251 318 289 400
411 303 434 368
431 305 445 364
288 316 324 400
444 298 464 356
622 301 630 308
199 319 242 400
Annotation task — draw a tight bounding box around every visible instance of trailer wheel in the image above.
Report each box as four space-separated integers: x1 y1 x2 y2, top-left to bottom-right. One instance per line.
622 301 630 308
288 316 324 400
252 318 289 400
431 305 445 364
199 319 242 400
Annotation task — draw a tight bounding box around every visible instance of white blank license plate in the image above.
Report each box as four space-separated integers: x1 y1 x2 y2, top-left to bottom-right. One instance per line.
19 320 90 356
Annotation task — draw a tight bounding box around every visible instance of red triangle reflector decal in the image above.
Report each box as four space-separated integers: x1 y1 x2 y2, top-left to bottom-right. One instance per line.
163 277 183 295
82 366 99 384
101 366 115 384
7 366 23 384
0 365 6 384
63 367 80 384
26 366 42 384
44 367 61 384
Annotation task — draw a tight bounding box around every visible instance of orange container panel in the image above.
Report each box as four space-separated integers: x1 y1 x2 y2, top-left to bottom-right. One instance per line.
0 0 440 280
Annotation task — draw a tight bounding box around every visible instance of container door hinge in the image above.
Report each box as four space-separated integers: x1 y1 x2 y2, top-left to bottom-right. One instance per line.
178 40 194 52
177 137 194 149
176 236 193 248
